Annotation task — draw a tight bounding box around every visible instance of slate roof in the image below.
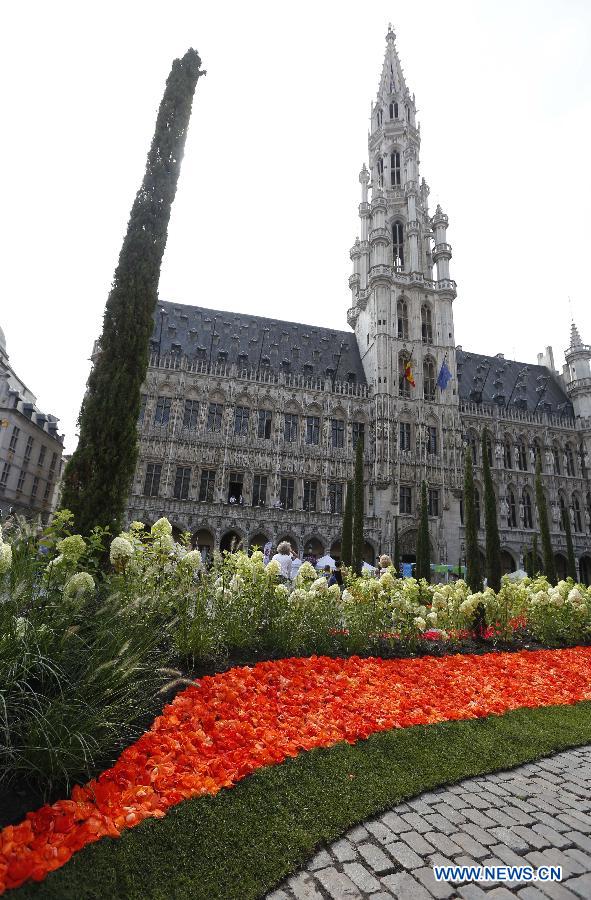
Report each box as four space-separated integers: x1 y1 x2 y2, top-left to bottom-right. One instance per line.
151 301 368 385
456 349 573 418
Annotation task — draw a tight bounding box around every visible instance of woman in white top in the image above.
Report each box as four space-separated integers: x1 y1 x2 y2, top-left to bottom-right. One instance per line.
271 541 296 579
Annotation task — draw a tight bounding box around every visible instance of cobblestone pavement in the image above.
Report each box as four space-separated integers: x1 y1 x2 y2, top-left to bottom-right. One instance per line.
266 747 591 900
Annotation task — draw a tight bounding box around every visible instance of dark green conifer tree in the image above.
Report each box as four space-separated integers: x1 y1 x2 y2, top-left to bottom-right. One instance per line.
341 480 353 567
481 430 502 592
416 481 431 582
535 456 556 584
62 50 204 535
394 517 401 577
532 533 539 575
351 439 365 575
563 502 577 581
464 450 483 593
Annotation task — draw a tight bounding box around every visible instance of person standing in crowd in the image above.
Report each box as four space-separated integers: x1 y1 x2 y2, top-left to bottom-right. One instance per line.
290 555 303 580
322 564 332 580
271 541 296 579
328 566 344 590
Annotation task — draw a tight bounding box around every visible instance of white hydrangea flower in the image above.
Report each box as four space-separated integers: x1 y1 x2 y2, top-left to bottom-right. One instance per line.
0 542 12 574
179 549 202 571
151 517 173 537
414 616 427 632
295 562 316 584
266 559 281 577
56 534 87 560
129 521 145 532
110 535 134 566
328 583 342 598
230 574 244 591
64 571 95 598
427 611 437 624
379 571 395 589
342 589 353 602
275 584 290 598
311 576 329 592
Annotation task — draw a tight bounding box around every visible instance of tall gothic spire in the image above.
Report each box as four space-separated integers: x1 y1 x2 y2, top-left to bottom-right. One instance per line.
377 24 410 101
570 321 583 349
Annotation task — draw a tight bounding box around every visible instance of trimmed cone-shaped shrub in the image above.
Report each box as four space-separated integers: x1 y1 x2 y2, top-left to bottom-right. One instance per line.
351 439 365 575
341 481 353 567
564 504 577 581
61 50 205 535
533 533 539 576
416 481 431 582
535 456 557 585
481 431 502 592
464 451 483 593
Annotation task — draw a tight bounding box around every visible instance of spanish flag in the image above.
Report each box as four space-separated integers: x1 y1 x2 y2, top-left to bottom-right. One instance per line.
404 358 415 387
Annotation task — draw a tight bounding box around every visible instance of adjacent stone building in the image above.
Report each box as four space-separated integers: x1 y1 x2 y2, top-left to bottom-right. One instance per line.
127 27 591 583
0 325 64 522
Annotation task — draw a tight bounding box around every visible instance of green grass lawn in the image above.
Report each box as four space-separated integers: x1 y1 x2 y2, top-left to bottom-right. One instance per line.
15 702 591 900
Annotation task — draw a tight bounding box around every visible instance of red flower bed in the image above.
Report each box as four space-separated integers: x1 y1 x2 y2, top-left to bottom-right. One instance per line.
2 647 591 893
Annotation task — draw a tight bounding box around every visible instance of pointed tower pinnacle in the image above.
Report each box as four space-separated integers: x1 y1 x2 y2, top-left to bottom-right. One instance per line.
377 23 409 99
570 321 583 349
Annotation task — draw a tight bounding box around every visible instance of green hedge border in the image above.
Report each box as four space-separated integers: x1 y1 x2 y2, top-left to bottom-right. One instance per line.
16 702 591 900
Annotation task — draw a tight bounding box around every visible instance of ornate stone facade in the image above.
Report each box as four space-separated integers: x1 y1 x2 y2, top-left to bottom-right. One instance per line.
128 28 591 583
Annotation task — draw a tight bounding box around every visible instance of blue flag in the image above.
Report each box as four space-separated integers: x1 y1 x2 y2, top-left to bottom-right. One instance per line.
437 360 452 390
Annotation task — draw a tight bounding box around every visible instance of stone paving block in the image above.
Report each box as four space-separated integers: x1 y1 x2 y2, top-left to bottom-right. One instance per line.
503 805 535 825
379 811 409 834
486 889 519 899
432 802 467 824
512 825 552 850
511 798 538 814
384 840 424 870
529 797 568 815
435 791 466 810
491 843 528 867
489 826 531 852
267 890 291 900
487 807 524 827
407 797 434 816
412 865 455 898
517 888 549 900
565 830 591 852
564 848 591 869
314 866 363 899
563 874 591 898
526 849 584 877
307 849 333 871
400 830 435 855
560 808 591 829
342 861 382 893
381 871 432 899
457 886 488 899
365 820 396 844
349 824 370 842
458 791 491 810
462 822 498 847
453 833 490 859
535 811 570 832
532 823 571 848
400 812 431 834
425 831 464 856
463 808 499 829
357 842 397 874
557 814 591 833
367 893 394 900
287 872 324 899
535 881 581 900
482 782 510 798
332 838 358 862
421 813 457 835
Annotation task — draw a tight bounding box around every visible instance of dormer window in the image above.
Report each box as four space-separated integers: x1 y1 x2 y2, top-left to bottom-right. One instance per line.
237 352 248 367
303 363 313 376
217 350 228 364
390 151 401 186
346 372 357 384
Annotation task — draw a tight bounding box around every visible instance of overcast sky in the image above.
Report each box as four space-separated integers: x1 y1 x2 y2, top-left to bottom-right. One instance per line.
2 0 590 452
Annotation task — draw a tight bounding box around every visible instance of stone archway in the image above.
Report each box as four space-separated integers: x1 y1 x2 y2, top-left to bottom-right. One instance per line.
192 528 214 562
249 532 270 552
400 528 417 563
363 540 376 565
500 549 516 574
304 536 324 558
554 553 567 581
220 530 243 553
278 534 299 553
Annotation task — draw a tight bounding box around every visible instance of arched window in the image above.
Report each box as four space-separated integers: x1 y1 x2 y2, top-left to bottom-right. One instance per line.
405 105 410 122
574 496 583 532
390 151 401 186
390 101 399 119
377 157 384 187
398 352 411 398
508 490 517 528
566 446 576 476
397 299 409 339
523 490 533 529
421 305 433 343
474 487 481 530
377 108 383 127
503 438 513 470
423 358 436 401
553 445 561 475
517 440 528 472
393 221 404 269
559 495 567 531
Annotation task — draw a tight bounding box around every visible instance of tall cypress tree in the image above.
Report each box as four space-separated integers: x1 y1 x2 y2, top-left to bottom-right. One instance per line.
61 50 204 535
464 450 483 593
394 517 401 577
416 480 431 582
481 430 502 592
532 533 539 576
535 456 556 585
341 480 353 567
564 503 577 581
351 439 365 575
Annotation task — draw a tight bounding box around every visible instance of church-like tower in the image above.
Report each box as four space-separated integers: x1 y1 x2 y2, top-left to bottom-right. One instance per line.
347 26 463 559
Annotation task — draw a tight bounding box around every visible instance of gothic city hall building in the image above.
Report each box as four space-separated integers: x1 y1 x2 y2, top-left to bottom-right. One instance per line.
127 28 591 583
